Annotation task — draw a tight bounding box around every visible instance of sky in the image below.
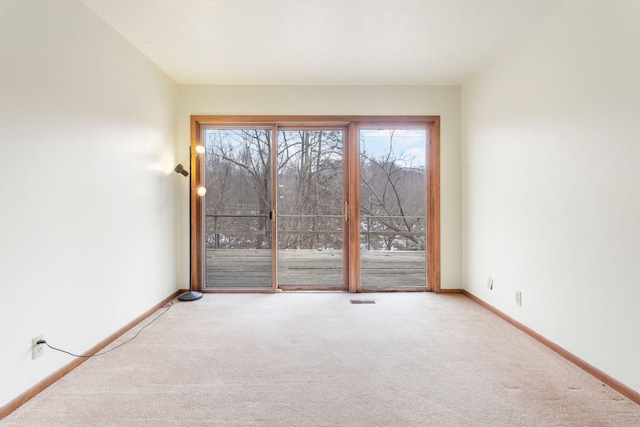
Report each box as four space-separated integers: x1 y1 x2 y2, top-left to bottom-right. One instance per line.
359 129 426 168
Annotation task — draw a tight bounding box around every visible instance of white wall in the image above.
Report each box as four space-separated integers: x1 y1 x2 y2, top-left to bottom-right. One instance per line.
462 0 640 392
178 85 462 290
0 0 179 407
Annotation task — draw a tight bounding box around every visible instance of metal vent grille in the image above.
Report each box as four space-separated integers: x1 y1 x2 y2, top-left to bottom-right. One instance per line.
350 299 377 304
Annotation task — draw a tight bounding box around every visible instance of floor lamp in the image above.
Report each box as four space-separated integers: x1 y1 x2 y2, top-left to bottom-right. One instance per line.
174 145 206 301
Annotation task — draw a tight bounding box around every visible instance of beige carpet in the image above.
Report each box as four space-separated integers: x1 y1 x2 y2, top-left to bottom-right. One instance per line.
2 293 639 426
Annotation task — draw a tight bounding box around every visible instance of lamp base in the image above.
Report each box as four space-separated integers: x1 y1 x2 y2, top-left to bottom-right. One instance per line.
178 290 203 302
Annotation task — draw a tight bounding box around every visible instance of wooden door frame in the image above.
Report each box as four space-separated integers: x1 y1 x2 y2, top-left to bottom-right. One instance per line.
190 115 440 293
353 120 441 292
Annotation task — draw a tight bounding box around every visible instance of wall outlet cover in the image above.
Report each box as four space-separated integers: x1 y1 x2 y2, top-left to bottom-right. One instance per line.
515 291 522 306
32 335 45 360
486 277 494 290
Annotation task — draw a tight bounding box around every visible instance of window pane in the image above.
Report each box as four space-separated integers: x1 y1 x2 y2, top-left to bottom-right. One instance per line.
359 129 427 288
277 130 344 288
203 128 272 289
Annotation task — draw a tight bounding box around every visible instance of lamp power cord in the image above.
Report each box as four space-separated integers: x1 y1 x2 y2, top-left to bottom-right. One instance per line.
36 301 174 358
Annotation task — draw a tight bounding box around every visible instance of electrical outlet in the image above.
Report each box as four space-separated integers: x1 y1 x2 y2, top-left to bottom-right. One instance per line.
515 291 522 306
32 335 45 360
486 276 493 290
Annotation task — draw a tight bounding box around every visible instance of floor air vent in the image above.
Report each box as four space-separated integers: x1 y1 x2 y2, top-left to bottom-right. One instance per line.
350 299 377 304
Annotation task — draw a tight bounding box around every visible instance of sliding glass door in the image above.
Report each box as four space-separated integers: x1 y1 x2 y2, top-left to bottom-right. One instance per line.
192 116 440 293
202 128 273 290
358 129 427 290
276 129 346 290
201 127 347 291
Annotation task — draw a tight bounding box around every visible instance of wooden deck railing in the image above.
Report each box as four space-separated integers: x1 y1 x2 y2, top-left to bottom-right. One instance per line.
204 214 425 250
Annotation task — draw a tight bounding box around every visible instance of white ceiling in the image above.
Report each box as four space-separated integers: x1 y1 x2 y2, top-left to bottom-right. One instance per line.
81 0 565 85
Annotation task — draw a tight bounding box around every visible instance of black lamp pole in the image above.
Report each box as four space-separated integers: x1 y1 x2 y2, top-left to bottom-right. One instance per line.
175 146 203 302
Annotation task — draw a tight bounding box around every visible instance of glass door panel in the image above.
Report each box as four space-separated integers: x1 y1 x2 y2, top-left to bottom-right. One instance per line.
203 128 272 290
276 129 345 289
359 129 427 289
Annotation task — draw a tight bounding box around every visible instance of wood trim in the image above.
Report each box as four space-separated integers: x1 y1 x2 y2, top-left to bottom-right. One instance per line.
348 122 360 293
461 290 640 405
342 126 351 291
270 126 279 293
437 288 462 294
359 287 428 293
0 291 182 421
201 289 274 294
191 118 204 291
191 115 439 127
278 285 348 292
426 117 441 292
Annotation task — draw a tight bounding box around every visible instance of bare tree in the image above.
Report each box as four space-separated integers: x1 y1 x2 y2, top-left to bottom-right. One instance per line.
202 128 424 252
204 129 272 249
277 130 342 249
360 130 426 250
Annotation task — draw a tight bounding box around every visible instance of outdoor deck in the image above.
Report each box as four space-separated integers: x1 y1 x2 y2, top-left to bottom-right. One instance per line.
204 249 426 290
